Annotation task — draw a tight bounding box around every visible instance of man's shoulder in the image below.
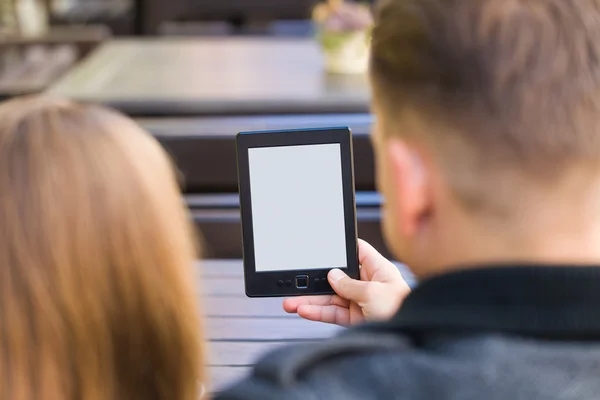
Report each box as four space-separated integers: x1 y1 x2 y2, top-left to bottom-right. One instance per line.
215 328 600 400
214 327 419 400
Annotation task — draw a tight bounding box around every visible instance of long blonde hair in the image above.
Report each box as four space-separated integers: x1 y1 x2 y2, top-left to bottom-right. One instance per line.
0 96 205 399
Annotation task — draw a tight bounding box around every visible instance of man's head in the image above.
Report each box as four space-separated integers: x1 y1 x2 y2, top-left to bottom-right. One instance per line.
370 0 600 277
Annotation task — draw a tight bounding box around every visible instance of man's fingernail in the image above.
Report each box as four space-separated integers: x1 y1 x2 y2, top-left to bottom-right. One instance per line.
329 268 345 282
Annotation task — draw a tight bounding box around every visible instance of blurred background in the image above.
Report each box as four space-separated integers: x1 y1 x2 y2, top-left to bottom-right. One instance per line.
0 0 388 260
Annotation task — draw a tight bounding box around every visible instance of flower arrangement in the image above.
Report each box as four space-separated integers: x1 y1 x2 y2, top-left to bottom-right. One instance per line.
312 0 373 74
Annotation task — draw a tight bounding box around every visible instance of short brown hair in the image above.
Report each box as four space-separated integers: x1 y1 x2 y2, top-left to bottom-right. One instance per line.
0 96 205 399
370 0 600 209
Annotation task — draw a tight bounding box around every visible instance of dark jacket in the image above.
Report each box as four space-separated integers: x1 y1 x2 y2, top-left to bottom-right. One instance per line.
215 265 600 399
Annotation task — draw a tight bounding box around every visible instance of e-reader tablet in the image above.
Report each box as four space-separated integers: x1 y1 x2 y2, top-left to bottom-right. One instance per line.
236 127 360 298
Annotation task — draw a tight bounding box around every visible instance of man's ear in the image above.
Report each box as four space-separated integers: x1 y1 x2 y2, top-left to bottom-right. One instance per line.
387 138 432 237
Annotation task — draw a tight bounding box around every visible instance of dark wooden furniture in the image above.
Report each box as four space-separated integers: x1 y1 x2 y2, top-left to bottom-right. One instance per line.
0 25 111 99
47 38 370 116
47 39 386 258
139 113 375 192
199 259 415 392
0 25 111 57
136 0 316 35
188 191 387 259
135 114 388 258
51 2 135 36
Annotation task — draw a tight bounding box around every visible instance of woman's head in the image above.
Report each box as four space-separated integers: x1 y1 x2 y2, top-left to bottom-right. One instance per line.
0 96 204 399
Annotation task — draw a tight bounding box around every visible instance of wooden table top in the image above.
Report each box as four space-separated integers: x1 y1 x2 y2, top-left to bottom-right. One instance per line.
47 38 371 116
198 259 415 393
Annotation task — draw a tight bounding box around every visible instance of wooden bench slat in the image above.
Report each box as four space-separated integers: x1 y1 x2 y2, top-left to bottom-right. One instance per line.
198 277 246 296
207 341 295 366
196 260 417 287
185 191 383 209
202 296 290 318
139 113 373 138
190 208 391 259
196 260 244 276
205 317 341 340
139 114 376 193
209 366 252 393
196 269 416 297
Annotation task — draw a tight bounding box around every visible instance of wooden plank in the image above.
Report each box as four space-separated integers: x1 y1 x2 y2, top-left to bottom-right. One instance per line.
142 0 314 35
203 275 427 298
201 296 291 318
207 341 296 366
198 278 246 296
140 114 373 138
209 366 252 393
204 317 341 340
47 39 370 116
0 25 110 47
198 259 417 287
186 191 382 208
196 260 244 277
190 207 390 259
147 115 376 193
0 46 77 95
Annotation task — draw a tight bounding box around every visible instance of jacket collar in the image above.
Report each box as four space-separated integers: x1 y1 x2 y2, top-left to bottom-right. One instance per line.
363 265 600 339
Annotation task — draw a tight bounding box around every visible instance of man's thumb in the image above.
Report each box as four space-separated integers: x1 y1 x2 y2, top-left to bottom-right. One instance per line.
328 268 370 303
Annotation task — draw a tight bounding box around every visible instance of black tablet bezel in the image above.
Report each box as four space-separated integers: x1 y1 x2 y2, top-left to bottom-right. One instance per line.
236 127 360 298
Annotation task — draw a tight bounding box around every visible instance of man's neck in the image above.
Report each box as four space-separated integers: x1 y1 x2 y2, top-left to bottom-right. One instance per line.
409 166 600 279
420 207 600 279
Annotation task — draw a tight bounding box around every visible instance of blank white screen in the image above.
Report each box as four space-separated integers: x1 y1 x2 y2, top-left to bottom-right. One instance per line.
248 143 347 272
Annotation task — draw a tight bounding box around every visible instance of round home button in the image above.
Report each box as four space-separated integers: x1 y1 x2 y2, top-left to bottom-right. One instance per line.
285 279 292 287
277 280 284 287
295 275 309 289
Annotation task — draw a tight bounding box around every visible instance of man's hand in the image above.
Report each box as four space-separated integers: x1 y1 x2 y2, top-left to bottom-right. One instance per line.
282 239 411 326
